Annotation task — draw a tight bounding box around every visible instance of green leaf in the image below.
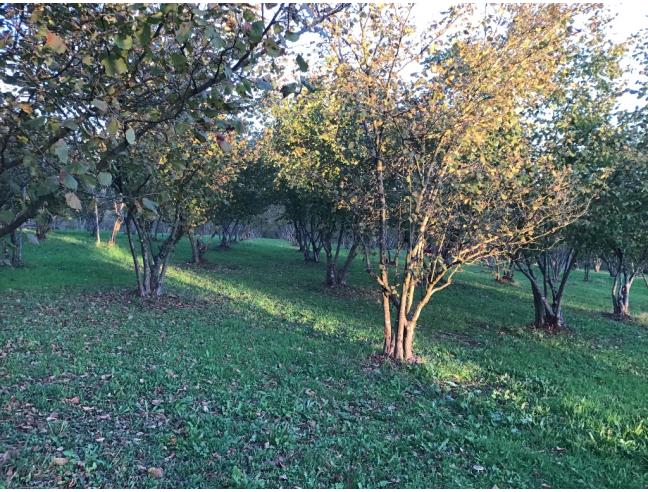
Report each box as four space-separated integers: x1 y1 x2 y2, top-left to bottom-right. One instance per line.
142 197 158 211
65 192 82 211
176 22 192 43
0 209 12 224
296 54 308 72
125 128 136 145
256 78 273 91
171 52 187 71
92 99 109 113
249 21 265 43
115 34 133 50
107 118 120 136
22 153 36 167
98 172 113 187
136 23 152 47
63 119 79 130
52 141 69 164
263 38 281 58
61 171 78 191
285 31 300 42
101 56 128 76
280 82 298 98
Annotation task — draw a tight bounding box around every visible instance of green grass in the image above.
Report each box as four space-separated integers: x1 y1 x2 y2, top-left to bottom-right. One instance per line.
1 231 647 487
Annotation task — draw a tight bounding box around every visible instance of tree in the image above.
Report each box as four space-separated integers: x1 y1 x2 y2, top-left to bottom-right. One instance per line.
114 127 235 296
325 4 591 361
514 9 623 329
585 138 648 318
209 144 274 252
0 3 344 243
266 86 370 286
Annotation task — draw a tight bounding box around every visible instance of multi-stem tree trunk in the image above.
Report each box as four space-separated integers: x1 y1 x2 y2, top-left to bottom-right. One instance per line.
606 250 643 319
321 220 359 288
35 216 52 241
516 248 577 330
125 210 184 297
219 221 233 249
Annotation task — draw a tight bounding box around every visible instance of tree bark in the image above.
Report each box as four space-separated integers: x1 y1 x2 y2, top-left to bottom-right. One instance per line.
336 241 358 286
188 228 201 264
382 288 393 356
109 202 125 246
516 250 575 331
94 201 101 245
10 230 23 267
127 211 184 297
612 276 633 318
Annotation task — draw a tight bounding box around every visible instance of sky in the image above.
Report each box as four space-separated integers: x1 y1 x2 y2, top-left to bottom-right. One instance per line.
406 1 648 111
290 2 648 112
409 1 648 43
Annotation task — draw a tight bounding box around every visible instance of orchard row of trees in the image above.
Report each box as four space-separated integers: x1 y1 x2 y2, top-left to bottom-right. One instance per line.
2 4 648 361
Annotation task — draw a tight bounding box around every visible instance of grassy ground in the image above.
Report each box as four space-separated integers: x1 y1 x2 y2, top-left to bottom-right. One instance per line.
1 231 647 488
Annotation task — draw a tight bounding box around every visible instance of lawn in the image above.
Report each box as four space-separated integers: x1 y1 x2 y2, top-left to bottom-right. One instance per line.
1 231 647 487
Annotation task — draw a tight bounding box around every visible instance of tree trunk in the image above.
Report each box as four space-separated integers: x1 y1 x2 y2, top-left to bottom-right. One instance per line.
382 289 393 356
10 230 23 267
391 310 417 362
612 279 632 318
94 201 101 245
393 310 407 361
531 284 547 328
153 219 161 240
517 253 573 331
336 241 358 286
188 228 201 264
126 212 184 298
594 258 602 273
583 262 590 282
109 203 125 246
325 256 337 287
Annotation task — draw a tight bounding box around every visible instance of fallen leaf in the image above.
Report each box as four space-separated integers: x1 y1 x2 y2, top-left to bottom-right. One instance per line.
51 457 69 466
473 464 485 472
151 399 163 406
64 396 80 405
46 412 59 421
148 467 164 478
